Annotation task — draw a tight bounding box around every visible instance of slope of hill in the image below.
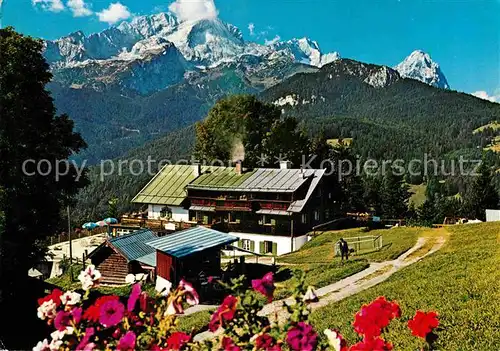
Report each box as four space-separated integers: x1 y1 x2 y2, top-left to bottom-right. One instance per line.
261 59 500 160
309 222 500 350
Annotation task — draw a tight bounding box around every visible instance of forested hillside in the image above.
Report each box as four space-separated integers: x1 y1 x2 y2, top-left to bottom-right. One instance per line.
71 59 500 224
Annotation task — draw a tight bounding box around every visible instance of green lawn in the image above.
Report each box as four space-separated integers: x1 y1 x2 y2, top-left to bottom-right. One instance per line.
309 223 500 350
273 227 423 299
177 310 214 334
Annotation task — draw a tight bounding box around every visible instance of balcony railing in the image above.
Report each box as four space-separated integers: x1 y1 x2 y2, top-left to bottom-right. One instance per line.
212 221 292 235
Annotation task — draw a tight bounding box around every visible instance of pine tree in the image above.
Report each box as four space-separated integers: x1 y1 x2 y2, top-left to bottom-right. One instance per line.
381 168 410 219
465 161 499 220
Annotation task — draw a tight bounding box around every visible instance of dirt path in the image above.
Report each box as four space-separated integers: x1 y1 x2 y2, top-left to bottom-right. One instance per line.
193 230 447 341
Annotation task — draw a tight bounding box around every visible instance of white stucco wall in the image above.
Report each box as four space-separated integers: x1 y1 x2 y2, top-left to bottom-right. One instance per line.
147 205 189 222
226 232 309 256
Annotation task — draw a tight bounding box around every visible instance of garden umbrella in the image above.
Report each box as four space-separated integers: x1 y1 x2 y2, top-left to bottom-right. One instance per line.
95 220 108 227
82 222 98 230
103 217 118 224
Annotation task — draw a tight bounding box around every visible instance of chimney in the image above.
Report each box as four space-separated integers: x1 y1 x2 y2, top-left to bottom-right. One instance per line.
235 160 242 175
192 163 201 177
280 160 292 170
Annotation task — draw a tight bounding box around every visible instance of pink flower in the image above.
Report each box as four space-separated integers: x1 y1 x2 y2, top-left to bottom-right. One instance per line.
252 272 275 302
179 279 199 306
166 332 191 350
77 265 101 291
76 328 94 351
117 331 136 351
209 295 239 332
222 337 241 351
207 276 214 283
99 299 125 327
286 322 318 351
127 283 141 312
255 334 281 351
54 311 72 331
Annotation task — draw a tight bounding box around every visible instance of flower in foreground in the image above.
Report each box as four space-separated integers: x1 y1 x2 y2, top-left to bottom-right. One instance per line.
60 291 81 306
209 295 239 332
303 286 319 303
179 279 200 306
99 299 125 327
251 272 275 302
76 327 95 351
78 265 101 291
125 274 136 285
349 336 393 351
117 331 136 351
221 336 241 351
33 339 50 351
352 297 400 337
37 289 63 320
324 329 347 351
83 295 120 322
286 322 318 351
166 332 191 350
127 283 141 312
408 310 439 338
255 333 281 351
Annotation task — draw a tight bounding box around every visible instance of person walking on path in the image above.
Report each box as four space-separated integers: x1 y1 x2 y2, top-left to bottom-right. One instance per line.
338 238 349 261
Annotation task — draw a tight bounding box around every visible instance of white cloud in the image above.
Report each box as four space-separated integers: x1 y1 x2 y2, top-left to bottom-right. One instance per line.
168 0 218 23
265 35 281 46
67 0 92 17
32 0 65 12
472 90 500 103
96 2 131 24
248 23 255 36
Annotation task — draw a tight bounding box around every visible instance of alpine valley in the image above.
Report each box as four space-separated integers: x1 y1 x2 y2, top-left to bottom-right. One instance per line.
46 11 452 163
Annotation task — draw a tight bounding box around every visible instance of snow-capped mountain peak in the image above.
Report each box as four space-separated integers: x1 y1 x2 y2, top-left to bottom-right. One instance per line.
270 37 340 67
395 50 449 89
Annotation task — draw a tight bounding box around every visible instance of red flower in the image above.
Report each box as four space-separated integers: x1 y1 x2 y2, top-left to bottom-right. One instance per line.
349 336 393 351
209 295 239 332
221 337 241 351
166 332 191 350
255 334 281 351
38 289 63 307
83 295 120 322
286 322 318 351
408 311 439 339
352 297 400 338
251 272 275 302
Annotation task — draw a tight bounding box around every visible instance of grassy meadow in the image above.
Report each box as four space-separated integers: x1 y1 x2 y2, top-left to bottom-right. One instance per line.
309 222 500 350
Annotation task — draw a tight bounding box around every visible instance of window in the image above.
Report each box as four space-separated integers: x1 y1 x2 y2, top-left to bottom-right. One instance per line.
325 209 330 220
301 213 307 224
314 210 320 221
264 215 272 225
241 239 252 251
263 241 273 254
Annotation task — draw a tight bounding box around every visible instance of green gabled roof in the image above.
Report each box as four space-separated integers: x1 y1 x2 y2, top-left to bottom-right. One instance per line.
132 165 196 205
189 167 255 189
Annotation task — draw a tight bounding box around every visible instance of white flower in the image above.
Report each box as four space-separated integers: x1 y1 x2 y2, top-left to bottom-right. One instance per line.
165 302 177 316
135 273 147 281
48 339 62 351
33 339 50 351
303 286 318 303
37 300 57 320
155 278 172 297
324 329 343 351
60 291 81 306
50 330 66 341
78 265 101 290
125 274 135 284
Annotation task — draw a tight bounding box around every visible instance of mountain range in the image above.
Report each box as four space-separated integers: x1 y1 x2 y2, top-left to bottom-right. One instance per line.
43 12 452 162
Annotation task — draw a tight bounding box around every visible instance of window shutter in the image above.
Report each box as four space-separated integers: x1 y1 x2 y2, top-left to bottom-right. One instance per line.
250 240 255 252
259 242 265 254
271 219 276 226
272 242 278 256
237 239 242 248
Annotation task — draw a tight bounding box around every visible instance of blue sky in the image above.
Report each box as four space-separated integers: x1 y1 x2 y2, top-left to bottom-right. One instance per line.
3 0 499 97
